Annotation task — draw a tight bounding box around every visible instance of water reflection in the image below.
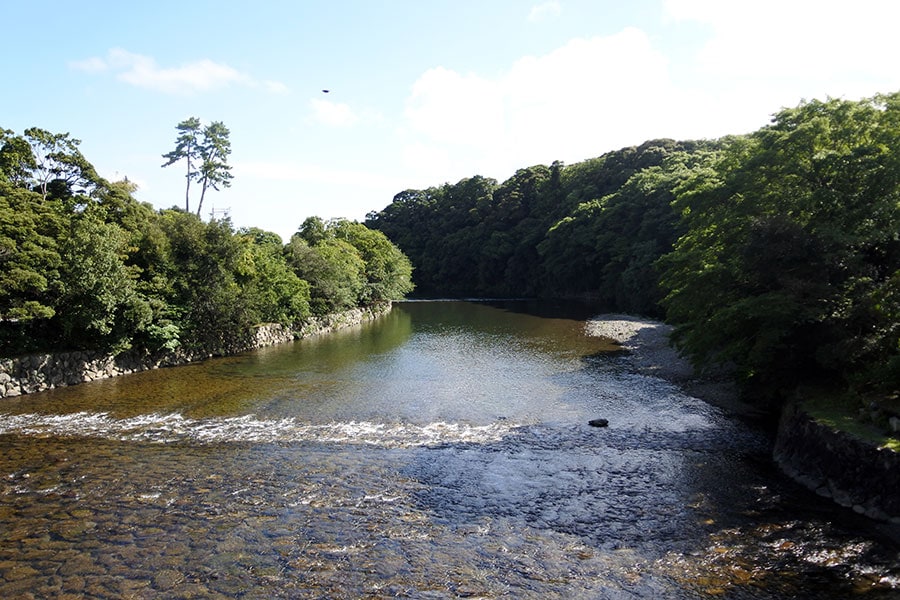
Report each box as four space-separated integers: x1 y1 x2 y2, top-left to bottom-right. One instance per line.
0 301 897 598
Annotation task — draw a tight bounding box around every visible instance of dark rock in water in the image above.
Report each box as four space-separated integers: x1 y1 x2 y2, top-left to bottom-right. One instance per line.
589 418 609 428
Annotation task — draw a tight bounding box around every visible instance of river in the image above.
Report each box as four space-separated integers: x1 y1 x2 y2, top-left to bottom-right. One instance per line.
0 300 897 598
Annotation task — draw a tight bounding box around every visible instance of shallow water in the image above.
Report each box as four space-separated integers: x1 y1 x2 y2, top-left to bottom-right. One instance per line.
0 301 897 598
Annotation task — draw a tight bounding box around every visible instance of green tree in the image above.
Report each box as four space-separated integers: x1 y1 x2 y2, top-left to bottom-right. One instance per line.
297 216 328 246
162 117 202 212
196 121 233 218
55 211 152 353
329 219 414 303
236 228 310 325
0 182 64 331
21 128 102 201
0 128 36 186
660 95 900 402
0 127 102 201
160 211 251 353
285 231 366 315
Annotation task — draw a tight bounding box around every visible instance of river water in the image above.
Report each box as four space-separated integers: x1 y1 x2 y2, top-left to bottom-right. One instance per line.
0 300 896 599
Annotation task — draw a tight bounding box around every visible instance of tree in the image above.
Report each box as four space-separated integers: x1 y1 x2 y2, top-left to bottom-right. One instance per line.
55 211 152 353
297 216 328 246
0 127 102 201
162 118 233 216
660 95 900 402
161 117 202 212
329 219 414 303
235 228 310 325
159 211 251 353
0 128 36 186
196 121 233 217
24 128 102 202
285 235 366 314
0 182 64 329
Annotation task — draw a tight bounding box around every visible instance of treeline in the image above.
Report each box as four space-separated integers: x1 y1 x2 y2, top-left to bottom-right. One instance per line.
0 127 413 357
366 138 719 315
367 93 900 405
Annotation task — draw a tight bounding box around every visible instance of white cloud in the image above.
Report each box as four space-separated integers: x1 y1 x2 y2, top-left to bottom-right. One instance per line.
403 28 702 180
310 99 361 127
70 48 288 95
402 3 900 186
663 0 900 99
68 56 108 73
406 67 505 145
263 80 290 94
528 1 562 22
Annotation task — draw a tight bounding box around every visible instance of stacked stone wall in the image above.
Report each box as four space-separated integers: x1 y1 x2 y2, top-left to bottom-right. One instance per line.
774 402 900 523
0 303 390 399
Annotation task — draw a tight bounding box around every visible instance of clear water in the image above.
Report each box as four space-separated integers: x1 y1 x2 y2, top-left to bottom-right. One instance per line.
0 301 896 598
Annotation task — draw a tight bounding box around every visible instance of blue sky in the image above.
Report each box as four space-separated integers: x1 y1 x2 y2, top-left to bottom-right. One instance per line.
4 0 900 241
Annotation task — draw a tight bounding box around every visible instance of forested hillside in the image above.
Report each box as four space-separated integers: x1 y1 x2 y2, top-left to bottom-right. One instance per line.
366 139 718 315
0 128 413 357
367 93 900 405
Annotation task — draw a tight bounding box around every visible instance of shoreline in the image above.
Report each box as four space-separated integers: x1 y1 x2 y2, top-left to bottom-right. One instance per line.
587 314 900 527
0 303 391 399
585 314 765 421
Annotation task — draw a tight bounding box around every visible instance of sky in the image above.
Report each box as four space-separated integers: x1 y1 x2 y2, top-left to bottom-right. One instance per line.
4 0 900 241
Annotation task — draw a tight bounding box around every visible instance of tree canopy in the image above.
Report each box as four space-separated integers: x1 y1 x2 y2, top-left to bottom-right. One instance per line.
366 139 714 304
660 95 900 403
1 126 413 358
161 117 233 216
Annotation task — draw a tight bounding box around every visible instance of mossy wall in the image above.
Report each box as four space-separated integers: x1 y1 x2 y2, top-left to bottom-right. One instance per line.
774 402 900 523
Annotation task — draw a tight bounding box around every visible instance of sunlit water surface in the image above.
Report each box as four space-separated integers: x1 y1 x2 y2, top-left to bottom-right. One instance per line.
0 301 897 598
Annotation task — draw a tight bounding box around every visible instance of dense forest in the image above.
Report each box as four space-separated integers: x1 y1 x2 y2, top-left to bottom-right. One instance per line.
367 93 900 406
0 127 413 358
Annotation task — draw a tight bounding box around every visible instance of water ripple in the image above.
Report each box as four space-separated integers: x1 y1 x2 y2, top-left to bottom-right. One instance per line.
0 411 519 447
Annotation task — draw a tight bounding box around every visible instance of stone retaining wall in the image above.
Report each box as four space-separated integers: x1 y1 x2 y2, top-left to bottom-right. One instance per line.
0 303 391 399
773 402 900 523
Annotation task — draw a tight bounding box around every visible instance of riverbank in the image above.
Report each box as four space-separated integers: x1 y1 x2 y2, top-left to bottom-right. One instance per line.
0 303 391 399
774 402 900 523
585 314 762 420
586 313 900 524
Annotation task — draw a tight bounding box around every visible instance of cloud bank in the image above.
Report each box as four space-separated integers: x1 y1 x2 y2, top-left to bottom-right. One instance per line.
401 3 900 183
70 48 287 95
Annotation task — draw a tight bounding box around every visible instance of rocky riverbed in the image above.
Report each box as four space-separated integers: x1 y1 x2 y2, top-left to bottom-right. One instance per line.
585 314 763 420
587 314 900 529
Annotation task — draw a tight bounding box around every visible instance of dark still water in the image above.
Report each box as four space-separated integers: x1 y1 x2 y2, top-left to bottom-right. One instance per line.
0 301 897 599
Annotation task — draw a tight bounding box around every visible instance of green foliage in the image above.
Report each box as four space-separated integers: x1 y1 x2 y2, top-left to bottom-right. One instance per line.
329 219 414 304
159 211 252 353
287 218 414 314
0 129 36 186
162 117 201 212
55 212 151 353
0 182 63 325
236 228 311 325
368 103 900 407
297 216 328 246
367 139 712 304
162 118 232 216
660 95 900 403
196 121 233 217
0 124 413 359
285 232 366 315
